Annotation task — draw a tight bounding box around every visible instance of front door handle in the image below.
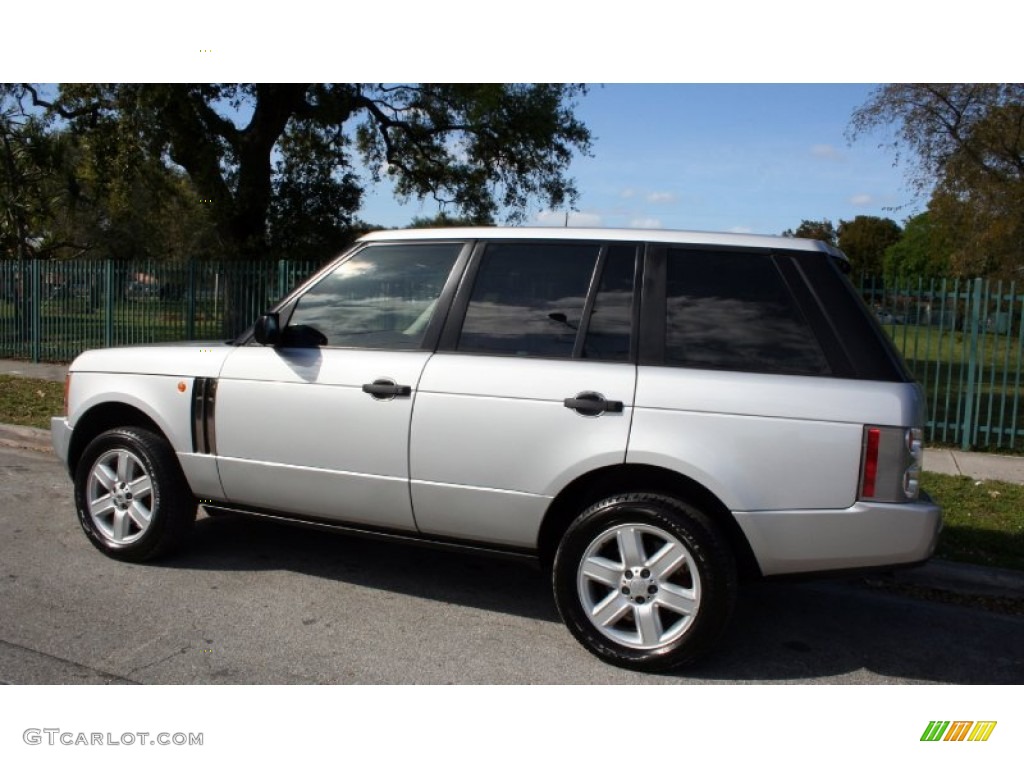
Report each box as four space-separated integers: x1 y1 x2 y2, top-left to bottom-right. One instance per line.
362 379 412 399
563 392 624 416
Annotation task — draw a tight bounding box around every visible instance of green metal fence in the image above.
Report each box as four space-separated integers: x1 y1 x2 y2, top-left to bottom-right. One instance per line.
861 276 1024 451
2 260 1023 451
0 259 323 364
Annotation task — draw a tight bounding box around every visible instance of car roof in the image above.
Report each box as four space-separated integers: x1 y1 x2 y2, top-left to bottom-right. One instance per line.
358 226 847 260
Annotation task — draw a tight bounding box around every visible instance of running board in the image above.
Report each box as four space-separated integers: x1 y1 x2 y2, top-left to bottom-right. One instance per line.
201 503 539 564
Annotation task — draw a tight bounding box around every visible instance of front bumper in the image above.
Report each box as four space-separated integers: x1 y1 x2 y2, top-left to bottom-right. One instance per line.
733 494 942 576
50 417 72 469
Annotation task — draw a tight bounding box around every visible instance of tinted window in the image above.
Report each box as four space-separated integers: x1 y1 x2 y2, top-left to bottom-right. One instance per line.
458 243 600 358
664 249 829 375
288 243 461 349
582 245 636 361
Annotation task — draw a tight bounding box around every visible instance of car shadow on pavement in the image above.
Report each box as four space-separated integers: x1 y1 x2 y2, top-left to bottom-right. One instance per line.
167 513 562 625
165 514 1023 684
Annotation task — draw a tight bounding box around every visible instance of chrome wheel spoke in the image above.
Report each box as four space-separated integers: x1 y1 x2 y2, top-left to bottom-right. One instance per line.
127 500 152 530
581 555 621 587
89 495 116 520
635 603 663 646
656 583 698 616
128 475 152 500
647 540 686 580
111 507 132 541
616 526 646 568
591 592 631 627
92 463 117 492
116 450 134 484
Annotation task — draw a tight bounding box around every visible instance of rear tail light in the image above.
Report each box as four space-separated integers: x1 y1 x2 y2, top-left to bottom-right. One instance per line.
859 425 923 502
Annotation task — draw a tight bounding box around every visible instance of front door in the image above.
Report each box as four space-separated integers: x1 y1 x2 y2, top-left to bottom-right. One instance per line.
213 241 466 530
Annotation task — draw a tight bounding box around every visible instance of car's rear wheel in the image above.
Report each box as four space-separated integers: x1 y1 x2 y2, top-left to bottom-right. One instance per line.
553 493 737 671
74 427 196 562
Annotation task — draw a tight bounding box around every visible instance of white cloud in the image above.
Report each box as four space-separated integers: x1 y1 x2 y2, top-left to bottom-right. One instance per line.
619 188 637 199
849 194 874 206
646 191 677 204
810 144 841 159
729 226 753 234
534 210 603 227
629 217 662 229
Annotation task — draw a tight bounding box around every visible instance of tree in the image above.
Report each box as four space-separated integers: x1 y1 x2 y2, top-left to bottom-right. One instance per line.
849 84 1024 278
407 211 494 228
782 218 838 246
882 212 952 281
12 84 592 262
837 215 902 276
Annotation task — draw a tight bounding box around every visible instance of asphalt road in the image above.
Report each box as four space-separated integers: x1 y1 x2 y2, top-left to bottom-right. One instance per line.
1 445 1021 684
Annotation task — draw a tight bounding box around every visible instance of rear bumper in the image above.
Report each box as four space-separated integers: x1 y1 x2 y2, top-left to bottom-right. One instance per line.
50 417 72 470
733 494 942 576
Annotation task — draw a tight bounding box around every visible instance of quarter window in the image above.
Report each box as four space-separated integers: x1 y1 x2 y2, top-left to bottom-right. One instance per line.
287 243 462 349
664 248 829 375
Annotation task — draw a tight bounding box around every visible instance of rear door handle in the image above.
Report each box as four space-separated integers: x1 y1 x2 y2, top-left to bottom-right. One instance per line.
362 379 412 399
563 392 624 416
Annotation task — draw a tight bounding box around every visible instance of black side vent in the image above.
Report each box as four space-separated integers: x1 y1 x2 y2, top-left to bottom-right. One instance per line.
190 378 219 454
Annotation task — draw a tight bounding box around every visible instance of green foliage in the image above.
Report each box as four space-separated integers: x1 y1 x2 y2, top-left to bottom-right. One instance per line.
782 218 838 246
882 212 952 280
837 215 902 276
850 84 1024 279
407 211 495 228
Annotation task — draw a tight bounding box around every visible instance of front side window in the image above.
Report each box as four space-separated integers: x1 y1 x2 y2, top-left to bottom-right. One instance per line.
664 248 829 375
457 243 601 358
287 243 462 349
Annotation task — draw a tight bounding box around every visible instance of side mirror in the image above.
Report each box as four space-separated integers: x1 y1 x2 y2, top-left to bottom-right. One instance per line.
253 313 281 345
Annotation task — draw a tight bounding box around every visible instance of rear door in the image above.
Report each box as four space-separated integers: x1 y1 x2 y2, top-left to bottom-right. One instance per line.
409 240 640 549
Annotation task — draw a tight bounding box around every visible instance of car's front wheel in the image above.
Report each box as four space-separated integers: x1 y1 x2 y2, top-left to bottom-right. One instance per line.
553 493 737 672
74 426 196 562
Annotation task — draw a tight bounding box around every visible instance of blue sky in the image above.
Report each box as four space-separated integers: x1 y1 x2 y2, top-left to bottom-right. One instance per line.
359 84 918 236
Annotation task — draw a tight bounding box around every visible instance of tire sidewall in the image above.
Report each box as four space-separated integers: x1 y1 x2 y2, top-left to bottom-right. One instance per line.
553 495 735 672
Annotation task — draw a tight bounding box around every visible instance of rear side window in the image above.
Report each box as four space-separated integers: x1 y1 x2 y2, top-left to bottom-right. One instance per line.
457 243 600 358
664 248 829 375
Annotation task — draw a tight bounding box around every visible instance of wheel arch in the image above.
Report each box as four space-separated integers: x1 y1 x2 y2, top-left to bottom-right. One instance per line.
537 463 762 579
68 402 168 477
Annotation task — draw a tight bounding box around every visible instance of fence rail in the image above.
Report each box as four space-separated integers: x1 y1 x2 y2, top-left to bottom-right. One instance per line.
0 259 322 363
861 276 1024 451
2 260 1022 450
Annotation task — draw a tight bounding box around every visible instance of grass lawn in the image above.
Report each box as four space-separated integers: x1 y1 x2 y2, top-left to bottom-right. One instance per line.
1 374 1021 572
0 374 63 429
922 471 1024 571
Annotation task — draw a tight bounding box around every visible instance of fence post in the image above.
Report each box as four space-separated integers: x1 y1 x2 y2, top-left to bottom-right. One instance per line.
30 259 41 363
961 278 984 451
104 260 114 348
186 260 196 340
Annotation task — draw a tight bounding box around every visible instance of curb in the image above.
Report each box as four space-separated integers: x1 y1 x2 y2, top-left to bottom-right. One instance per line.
0 423 52 454
888 559 1024 599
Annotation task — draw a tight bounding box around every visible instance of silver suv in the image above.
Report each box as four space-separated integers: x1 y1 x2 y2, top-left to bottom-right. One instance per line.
51 227 940 671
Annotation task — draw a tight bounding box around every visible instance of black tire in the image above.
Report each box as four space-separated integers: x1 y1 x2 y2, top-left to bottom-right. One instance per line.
73 426 197 562
552 493 737 672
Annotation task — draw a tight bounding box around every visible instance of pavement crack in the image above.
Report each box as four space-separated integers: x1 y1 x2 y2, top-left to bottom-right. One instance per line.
126 644 192 677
